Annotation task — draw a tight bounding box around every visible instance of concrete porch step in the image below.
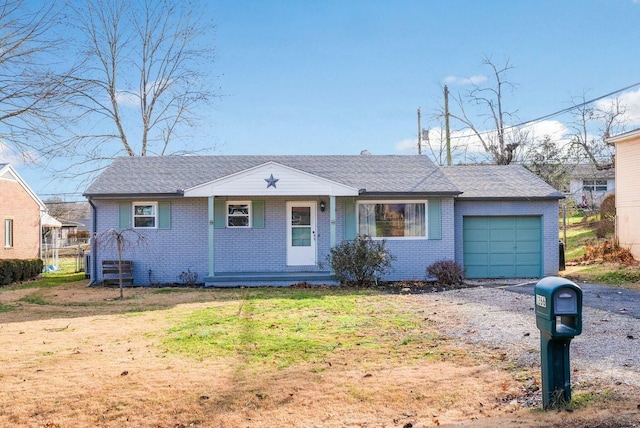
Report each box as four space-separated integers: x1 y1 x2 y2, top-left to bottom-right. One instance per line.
204 271 338 287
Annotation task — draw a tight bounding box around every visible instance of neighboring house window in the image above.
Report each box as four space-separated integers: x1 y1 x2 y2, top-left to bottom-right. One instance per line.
4 219 13 248
133 202 157 228
582 179 607 192
357 201 427 238
227 201 251 228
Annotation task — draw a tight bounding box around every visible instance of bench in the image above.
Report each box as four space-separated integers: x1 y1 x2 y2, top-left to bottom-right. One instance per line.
102 260 134 286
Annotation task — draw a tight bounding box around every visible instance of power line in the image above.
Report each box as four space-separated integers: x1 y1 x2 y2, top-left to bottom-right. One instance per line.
447 81 640 140
514 81 640 128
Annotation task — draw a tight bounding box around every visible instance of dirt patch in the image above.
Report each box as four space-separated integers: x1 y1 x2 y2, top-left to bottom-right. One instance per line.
0 280 638 427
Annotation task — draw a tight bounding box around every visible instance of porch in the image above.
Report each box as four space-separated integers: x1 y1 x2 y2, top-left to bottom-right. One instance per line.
204 271 338 287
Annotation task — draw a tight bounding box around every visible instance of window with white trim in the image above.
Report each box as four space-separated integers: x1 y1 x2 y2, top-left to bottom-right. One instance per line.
357 201 427 238
133 202 157 228
4 219 13 248
227 201 251 228
582 179 607 192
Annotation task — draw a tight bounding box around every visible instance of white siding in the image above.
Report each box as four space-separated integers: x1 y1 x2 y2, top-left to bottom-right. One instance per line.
616 138 640 259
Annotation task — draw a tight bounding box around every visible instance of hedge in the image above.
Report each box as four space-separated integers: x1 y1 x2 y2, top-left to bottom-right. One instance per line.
0 259 43 286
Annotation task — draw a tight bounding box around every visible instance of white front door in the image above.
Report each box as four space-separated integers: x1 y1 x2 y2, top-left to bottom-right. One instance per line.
286 201 317 266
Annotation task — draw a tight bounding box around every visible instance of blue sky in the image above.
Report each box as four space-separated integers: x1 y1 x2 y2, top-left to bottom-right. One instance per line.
13 0 640 199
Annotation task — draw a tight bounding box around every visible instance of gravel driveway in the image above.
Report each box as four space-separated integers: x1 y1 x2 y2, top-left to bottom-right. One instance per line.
418 280 640 390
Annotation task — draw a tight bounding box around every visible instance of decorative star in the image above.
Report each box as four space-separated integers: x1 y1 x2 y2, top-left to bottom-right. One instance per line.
265 173 279 188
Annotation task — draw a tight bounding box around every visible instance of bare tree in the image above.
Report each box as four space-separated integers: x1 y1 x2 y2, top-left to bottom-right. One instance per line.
0 0 70 160
566 94 626 170
45 197 90 222
97 228 144 299
54 0 216 180
448 58 528 165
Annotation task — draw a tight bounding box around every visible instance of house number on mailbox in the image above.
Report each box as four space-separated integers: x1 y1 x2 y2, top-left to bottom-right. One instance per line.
536 294 547 308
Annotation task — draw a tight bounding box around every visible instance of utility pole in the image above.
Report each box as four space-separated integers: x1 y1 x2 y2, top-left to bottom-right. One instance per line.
417 108 422 154
444 85 452 166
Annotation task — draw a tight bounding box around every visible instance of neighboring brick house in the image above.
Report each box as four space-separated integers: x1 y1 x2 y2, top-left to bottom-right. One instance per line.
0 164 48 259
84 155 564 286
608 129 640 260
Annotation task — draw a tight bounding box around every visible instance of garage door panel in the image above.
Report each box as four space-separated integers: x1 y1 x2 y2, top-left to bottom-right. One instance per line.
463 216 542 279
464 229 488 241
516 253 540 264
516 229 540 240
516 264 540 277
464 241 488 253
490 230 516 241
516 217 540 228
516 241 542 254
465 265 488 278
491 265 518 277
489 241 516 252
465 253 488 265
489 217 514 228
466 217 488 228
489 253 515 265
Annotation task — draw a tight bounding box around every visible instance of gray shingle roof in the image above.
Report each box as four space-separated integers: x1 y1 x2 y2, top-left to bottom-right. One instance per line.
569 163 615 179
84 155 461 197
441 165 564 199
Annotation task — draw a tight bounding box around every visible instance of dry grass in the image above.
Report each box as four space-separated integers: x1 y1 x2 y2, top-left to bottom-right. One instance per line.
0 280 638 427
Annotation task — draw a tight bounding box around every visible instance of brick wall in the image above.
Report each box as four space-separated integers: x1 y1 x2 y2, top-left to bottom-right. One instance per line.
93 198 208 285
92 196 457 284
0 180 41 259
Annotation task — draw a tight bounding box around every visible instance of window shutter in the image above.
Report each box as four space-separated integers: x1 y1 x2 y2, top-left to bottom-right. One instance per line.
343 198 357 240
158 202 171 229
119 202 131 229
428 199 442 240
252 200 265 229
214 199 226 228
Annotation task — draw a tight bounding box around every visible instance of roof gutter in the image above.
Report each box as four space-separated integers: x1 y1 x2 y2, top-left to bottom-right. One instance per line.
356 191 462 199
455 195 566 201
82 192 182 199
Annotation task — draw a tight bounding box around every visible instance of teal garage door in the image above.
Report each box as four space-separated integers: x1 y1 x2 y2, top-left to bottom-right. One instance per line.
463 216 542 278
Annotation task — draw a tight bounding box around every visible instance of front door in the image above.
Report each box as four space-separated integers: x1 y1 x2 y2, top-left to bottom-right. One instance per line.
286 201 317 266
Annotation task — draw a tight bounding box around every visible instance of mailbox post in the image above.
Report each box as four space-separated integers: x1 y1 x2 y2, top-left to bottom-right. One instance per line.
534 276 582 409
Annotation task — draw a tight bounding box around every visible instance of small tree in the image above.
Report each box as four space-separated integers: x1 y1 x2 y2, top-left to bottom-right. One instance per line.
96 228 144 299
327 235 395 285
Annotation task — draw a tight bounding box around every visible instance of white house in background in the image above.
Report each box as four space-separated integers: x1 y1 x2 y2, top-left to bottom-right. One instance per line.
608 129 640 260
568 164 615 210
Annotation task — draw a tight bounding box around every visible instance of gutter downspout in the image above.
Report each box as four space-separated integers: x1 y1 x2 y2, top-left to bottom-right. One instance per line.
39 212 43 261
88 198 98 286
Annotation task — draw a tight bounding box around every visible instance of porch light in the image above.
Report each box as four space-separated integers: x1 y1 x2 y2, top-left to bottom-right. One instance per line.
320 201 325 212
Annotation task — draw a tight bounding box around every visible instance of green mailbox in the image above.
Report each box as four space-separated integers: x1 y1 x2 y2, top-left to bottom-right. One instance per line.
534 276 583 409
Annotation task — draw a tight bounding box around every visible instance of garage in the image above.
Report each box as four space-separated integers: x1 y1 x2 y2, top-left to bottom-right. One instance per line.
463 216 542 278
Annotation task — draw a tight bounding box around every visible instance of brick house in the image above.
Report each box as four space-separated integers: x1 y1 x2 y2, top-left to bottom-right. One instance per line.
84 155 564 286
0 164 48 259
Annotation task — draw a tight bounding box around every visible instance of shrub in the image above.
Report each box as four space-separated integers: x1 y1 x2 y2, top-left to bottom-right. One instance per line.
327 235 395 285
426 260 464 286
595 220 614 239
0 259 43 286
179 269 199 286
596 194 615 238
